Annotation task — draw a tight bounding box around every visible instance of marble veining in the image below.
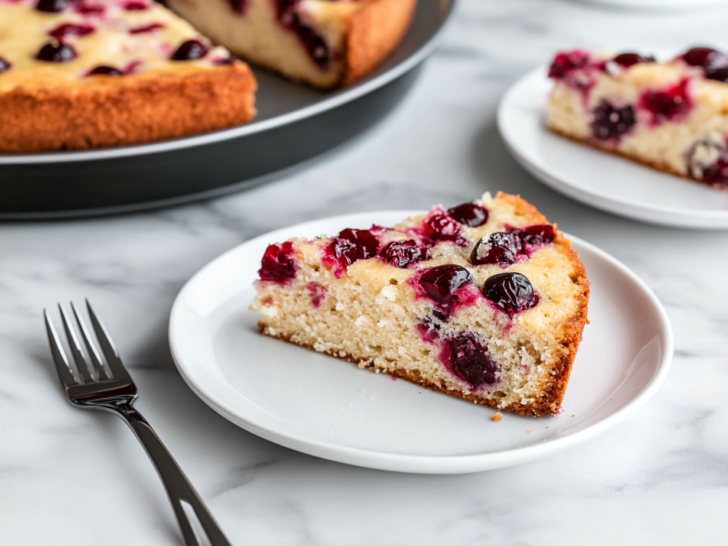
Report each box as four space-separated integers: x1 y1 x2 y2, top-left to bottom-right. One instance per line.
2 0 728 544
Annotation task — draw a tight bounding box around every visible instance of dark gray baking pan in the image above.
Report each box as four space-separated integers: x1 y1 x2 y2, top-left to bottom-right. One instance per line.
0 0 456 219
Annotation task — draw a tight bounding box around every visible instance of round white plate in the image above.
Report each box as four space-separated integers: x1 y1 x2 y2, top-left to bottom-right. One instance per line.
579 0 728 9
498 67 728 229
169 212 673 474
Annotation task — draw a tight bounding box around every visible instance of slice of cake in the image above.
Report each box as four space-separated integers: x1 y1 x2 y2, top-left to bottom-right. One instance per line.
166 0 418 89
0 0 257 152
251 192 590 416
546 47 728 189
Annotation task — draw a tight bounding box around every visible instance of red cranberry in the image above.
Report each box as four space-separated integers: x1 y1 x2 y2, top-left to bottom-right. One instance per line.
379 240 426 268
639 80 692 124
700 158 728 188
123 0 149 9
258 242 297 283
171 39 209 61
0 57 11 74
76 3 105 15
423 212 461 241
518 224 555 245
275 0 332 68
49 23 95 40
129 23 165 34
325 228 379 269
612 53 654 67
36 40 77 63
471 232 522 266
548 50 591 80
418 265 471 306
36 0 71 12
681 47 728 71
87 65 124 76
447 334 497 387
447 203 489 227
591 100 636 141
482 273 537 315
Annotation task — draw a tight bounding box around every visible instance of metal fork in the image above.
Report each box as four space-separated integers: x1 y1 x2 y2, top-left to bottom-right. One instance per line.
44 301 231 546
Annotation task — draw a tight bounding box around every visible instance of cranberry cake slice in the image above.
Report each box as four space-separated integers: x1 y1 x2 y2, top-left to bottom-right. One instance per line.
251 193 590 417
166 0 417 89
546 47 728 189
0 0 256 152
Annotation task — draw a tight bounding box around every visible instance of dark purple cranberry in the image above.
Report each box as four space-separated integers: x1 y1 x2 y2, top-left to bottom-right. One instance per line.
591 100 636 141
447 203 489 227
482 272 537 315
275 0 333 68
0 57 11 74
518 224 555 245
470 232 522 266
258 242 297 283
612 53 655 67
681 47 728 71
325 228 379 269
423 212 461 241
548 50 591 80
639 80 692 124
129 23 165 34
379 240 426 268
171 39 209 61
447 334 497 387
213 56 237 66
49 23 95 40
700 158 728 188
686 139 728 188
226 0 247 14
123 0 149 9
418 265 471 306
87 65 124 76
36 40 77 63
36 0 71 13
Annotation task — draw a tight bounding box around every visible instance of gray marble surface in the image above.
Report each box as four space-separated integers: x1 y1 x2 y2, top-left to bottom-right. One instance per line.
3 0 728 544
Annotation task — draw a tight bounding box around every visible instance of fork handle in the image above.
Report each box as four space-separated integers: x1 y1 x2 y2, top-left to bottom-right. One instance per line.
113 404 231 546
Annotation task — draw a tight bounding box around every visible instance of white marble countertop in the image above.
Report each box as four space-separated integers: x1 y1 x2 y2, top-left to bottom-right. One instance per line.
3 1 728 544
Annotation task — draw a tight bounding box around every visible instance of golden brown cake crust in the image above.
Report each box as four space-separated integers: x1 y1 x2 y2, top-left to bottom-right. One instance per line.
342 0 418 86
0 64 257 153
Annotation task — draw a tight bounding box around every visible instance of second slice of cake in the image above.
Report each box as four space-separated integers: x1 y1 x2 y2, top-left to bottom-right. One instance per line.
251 193 590 417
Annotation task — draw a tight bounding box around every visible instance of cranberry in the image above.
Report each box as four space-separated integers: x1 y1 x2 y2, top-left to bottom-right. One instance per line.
36 40 77 63
518 224 555 245
447 203 489 227
275 0 332 68
686 139 728 188
700 158 728 188
482 273 537 315
307 282 326 308
325 228 379 269
171 39 209 61
213 56 237 65
258 242 297 283
226 0 247 13
591 100 636 141
0 57 11 74
418 265 471 306
681 47 728 71
639 79 692 124
49 23 95 40
36 0 71 13
379 240 426 268
612 53 654 67
548 50 591 79
471 232 522 266
447 334 498 387
87 65 124 76
123 0 149 9
129 23 165 34
76 3 105 15
423 212 461 241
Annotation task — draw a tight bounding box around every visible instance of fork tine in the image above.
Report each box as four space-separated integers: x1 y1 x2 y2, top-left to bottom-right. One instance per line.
44 309 79 388
71 302 110 380
85 300 132 384
59 304 94 384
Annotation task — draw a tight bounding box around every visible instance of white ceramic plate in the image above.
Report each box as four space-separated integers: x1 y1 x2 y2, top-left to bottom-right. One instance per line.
498 67 728 229
579 0 728 8
169 212 673 474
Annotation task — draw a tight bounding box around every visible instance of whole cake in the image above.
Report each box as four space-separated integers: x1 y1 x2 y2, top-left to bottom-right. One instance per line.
546 47 728 189
251 193 590 416
0 0 257 152
166 0 418 89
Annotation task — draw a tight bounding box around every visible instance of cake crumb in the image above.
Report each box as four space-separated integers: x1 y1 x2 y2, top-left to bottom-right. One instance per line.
390 376 397 381
527 428 535 433
368 394 378 399
572 414 576 417
492 413 503 422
